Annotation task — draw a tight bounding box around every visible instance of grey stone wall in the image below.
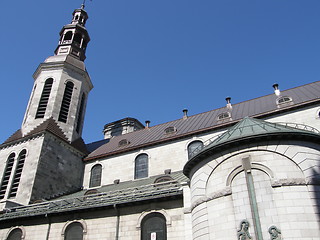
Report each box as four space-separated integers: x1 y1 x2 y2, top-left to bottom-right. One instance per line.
31 133 84 202
189 140 320 239
0 199 186 240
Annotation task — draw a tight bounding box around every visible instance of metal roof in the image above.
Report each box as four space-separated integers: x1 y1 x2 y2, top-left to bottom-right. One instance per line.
0 171 187 221
86 81 320 161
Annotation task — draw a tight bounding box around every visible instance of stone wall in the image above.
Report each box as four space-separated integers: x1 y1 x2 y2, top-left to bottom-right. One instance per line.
0 199 186 240
189 140 320 239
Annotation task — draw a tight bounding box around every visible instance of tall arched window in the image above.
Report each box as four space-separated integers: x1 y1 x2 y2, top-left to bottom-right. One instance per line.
135 154 148 179
187 140 204 158
64 222 84 240
141 213 167 240
0 153 15 199
9 150 27 198
35 78 53 118
76 93 86 133
7 228 23 240
58 81 74 123
89 164 102 188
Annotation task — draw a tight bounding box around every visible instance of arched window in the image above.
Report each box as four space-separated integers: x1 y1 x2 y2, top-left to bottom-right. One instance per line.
64 222 84 240
188 140 204 158
135 154 148 179
141 213 167 240
35 78 53 118
74 33 82 45
7 228 23 240
58 81 74 123
89 164 102 188
9 150 27 198
0 153 15 199
64 31 73 41
76 93 86 133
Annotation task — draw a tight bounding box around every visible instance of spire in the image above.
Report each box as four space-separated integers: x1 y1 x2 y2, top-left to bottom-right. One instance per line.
54 5 90 61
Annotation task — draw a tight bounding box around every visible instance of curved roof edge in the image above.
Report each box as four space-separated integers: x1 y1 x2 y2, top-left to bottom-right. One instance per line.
183 117 320 177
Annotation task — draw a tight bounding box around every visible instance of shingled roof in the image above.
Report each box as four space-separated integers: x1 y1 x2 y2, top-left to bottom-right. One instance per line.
0 171 187 221
86 81 320 161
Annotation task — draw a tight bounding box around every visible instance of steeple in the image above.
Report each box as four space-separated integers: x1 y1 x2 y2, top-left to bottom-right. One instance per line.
21 6 93 142
55 4 90 61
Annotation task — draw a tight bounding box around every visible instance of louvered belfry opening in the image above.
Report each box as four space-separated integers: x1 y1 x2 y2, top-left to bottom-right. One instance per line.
0 153 15 199
58 81 74 123
9 149 27 198
35 78 53 118
76 93 86 133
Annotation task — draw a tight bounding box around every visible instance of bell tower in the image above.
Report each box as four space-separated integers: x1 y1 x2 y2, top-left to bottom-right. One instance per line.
0 5 93 208
21 4 93 142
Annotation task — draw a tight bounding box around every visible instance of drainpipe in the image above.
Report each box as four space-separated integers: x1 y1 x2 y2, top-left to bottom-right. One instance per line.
114 204 120 240
45 214 51 240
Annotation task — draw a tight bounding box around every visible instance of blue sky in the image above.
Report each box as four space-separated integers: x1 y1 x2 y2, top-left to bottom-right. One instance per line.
0 0 320 143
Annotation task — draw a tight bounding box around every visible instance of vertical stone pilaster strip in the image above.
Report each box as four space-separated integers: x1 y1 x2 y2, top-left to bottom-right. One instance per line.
242 157 264 240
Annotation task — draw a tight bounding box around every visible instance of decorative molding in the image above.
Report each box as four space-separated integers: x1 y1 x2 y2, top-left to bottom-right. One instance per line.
268 225 282 240
237 220 252 240
271 178 306 187
191 187 232 211
136 209 172 229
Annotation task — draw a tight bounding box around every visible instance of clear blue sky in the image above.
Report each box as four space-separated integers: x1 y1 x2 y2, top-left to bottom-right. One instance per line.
0 0 320 143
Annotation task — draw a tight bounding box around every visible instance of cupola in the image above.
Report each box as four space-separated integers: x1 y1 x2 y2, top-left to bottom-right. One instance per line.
54 4 90 61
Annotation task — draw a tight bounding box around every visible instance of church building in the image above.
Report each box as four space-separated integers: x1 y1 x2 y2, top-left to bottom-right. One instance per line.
0 5 319 240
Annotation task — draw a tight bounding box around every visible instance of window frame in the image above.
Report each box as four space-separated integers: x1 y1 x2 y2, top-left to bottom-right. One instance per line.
134 154 149 179
89 164 102 188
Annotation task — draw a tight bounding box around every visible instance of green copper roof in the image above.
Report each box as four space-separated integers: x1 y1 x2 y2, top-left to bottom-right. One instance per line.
184 117 320 177
208 117 318 147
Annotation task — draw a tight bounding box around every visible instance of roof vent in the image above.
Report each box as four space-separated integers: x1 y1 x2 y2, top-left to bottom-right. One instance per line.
273 83 281 96
114 179 120 184
183 109 188 119
225 97 232 110
164 169 171 174
145 120 150 128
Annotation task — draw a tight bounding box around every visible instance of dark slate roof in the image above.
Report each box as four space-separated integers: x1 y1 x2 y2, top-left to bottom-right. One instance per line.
1 118 87 154
184 117 320 177
86 81 320 161
0 171 187 221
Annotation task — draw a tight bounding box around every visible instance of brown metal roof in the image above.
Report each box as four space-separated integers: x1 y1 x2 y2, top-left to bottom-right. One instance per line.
1 118 88 154
85 81 320 161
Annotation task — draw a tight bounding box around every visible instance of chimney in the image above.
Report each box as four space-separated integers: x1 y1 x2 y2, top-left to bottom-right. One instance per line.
145 120 150 128
226 97 232 110
183 109 188 119
273 83 280 96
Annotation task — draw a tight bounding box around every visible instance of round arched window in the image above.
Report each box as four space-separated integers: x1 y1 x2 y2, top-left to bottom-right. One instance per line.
7 228 23 240
141 213 167 240
64 222 83 240
188 140 203 158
